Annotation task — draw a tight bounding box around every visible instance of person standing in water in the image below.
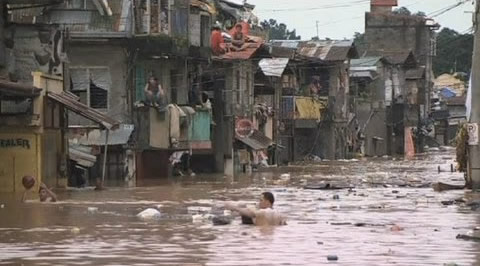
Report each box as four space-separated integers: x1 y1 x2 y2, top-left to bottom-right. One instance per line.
225 192 287 226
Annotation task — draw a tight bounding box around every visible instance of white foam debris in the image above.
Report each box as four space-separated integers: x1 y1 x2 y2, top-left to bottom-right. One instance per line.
137 208 162 221
87 207 98 213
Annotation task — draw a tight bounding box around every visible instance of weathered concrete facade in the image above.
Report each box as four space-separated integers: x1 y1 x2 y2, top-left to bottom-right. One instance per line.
0 3 6 76
269 40 357 162
66 44 129 125
363 1 438 155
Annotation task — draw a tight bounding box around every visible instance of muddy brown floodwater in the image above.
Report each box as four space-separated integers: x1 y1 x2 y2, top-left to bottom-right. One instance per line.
1 148 480 266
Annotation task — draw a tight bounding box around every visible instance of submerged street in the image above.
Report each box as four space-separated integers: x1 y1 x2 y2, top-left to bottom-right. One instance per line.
1 149 479 266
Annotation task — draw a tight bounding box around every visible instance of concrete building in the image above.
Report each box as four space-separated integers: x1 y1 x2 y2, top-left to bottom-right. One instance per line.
350 56 393 157
2 0 216 186
363 0 439 155
268 40 357 162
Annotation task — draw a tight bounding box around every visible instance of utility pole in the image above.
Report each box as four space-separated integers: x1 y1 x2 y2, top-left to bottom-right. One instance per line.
468 0 480 189
316 21 319 39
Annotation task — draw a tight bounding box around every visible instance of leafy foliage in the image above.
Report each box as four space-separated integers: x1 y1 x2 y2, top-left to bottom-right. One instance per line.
393 7 426 17
434 27 473 76
261 19 301 41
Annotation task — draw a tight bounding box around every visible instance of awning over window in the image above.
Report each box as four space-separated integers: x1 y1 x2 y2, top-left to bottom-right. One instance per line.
259 58 289 77
236 130 273 150
0 80 42 97
47 91 119 130
77 124 134 146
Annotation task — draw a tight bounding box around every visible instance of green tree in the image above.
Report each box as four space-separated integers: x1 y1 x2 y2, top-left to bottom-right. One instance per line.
434 27 473 76
393 7 426 17
261 19 301 41
353 32 366 56
393 7 412 16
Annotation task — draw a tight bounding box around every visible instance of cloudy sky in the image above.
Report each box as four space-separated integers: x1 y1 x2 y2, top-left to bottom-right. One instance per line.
247 0 475 40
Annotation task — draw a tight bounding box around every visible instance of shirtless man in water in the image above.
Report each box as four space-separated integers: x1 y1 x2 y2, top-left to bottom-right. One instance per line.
22 178 57 203
225 192 287 226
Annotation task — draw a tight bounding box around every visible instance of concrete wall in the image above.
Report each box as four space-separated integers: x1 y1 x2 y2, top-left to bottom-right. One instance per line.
67 44 128 125
357 100 388 156
4 26 64 83
365 13 430 65
138 58 188 105
0 73 66 192
0 3 6 75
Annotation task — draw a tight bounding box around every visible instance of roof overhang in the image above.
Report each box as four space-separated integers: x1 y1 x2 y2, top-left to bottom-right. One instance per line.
47 91 120 130
0 80 42 97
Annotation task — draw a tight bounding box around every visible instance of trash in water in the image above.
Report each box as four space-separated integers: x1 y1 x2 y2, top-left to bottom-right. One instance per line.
192 214 214 223
187 206 212 214
70 227 81 234
327 255 338 261
0 204 4 209
87 207 98 213
390 225 404 232
212 216 232 226
137 208 162 221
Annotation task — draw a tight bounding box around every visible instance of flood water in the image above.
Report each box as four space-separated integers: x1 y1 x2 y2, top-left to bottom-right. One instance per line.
1 149 480 266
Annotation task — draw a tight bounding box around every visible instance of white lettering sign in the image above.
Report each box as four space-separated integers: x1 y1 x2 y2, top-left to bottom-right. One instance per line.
468 123 479 146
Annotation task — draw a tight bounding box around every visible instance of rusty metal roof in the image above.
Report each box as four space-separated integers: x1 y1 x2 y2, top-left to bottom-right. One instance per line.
0 80 42 97
235 129 273 150
216 42 263 60
191 0 215 14
446 96 466 106
268 40 357 62
47 91 119 130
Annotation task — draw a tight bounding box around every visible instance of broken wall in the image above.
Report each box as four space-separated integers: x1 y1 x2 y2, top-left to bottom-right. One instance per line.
4 26 64 83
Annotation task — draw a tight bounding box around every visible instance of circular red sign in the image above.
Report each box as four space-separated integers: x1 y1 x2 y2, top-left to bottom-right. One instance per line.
235 118 254 138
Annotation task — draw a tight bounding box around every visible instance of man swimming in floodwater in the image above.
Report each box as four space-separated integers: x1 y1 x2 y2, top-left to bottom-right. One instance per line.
22 178 57 203
225 192 287 226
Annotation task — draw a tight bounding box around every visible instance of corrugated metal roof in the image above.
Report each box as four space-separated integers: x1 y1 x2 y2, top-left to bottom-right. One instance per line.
259 58 289 77
216 42 263 60
350 71 374 79
236 129 273 150
446 96 466 106
0 80 42 97
350 57 383 68
69 144 96 167
269 40 357 62
47 91 119 130
8 0 131 35
77 124 134 146
191 0 215 14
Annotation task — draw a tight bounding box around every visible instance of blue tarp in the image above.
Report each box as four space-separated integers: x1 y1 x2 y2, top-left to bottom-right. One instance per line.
440 87 456 98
